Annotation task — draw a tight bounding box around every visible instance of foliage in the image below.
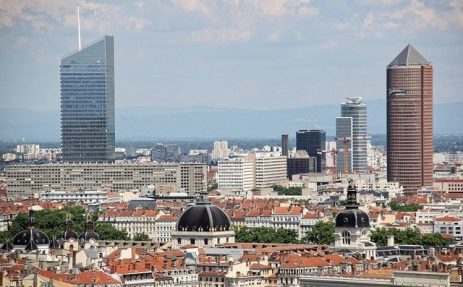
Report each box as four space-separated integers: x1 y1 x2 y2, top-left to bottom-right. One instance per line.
234 227 299 244
3 206 128 243
207 183 218 192
271 185 302 196
370 227 448 247
389 201 423 212
132 233 150 241
301 221 334 245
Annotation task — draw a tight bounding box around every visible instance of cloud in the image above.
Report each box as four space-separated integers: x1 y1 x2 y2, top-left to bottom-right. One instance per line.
191 27 251 44
13 36 28 47
0 0 149 32
267 29 282 42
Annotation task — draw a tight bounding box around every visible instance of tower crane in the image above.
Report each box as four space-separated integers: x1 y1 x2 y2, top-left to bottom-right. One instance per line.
335 137 352 175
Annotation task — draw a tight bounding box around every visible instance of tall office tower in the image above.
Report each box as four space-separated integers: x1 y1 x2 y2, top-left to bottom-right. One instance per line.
61 36 115 162
151 143 180 162
336 117 353 174
281 134 289 157
296 130 326 172
341 97 368 173
387 44 433 194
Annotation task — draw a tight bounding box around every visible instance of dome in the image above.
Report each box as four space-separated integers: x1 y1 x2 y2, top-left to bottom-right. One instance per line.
79 216 99 242
335 209 370 228
12 210 50 250
177 195 230 232
59 217 79 240
49 237 62 249
335 183 370 228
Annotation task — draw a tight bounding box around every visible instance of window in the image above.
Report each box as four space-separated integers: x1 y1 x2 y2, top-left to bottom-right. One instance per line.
342 230 351 245
190 238 195 245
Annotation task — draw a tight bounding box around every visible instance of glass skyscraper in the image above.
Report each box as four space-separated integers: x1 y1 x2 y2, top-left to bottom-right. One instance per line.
61 36 115 162
340 97 368 174
296 129 326 172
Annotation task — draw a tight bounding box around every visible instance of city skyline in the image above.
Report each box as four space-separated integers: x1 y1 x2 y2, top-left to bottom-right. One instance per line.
0 1 462 112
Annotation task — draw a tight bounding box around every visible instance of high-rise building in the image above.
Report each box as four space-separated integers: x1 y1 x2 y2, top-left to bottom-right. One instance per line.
218 158 254 192
212 141 229 160
281 134 289 157
151 143 180 162
251 153 287 189
341 97 368 173
387 44 433 194
296 130 326 172
61 36 115 162
336 117 353 174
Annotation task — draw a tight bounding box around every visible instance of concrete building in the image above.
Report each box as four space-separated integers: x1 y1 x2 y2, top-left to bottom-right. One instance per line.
341 97 368 173
61 36 115 163
151 143 180 162
336 117 353 174
287 152 317 179
218 158 254 192
155 215 177 244
5 162 207 198
40 189 108 204
251 153 287 189
387 44 433 194
212 141 229 160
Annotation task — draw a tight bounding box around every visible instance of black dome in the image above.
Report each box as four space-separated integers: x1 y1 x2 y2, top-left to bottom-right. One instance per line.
59 218 79 240
335 182 370 228
335 209 370 228
177 200 230 232
12 210 50 250
79 217 99 242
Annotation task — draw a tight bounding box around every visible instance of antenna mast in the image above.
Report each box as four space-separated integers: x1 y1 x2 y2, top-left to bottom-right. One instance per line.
77 4 81 50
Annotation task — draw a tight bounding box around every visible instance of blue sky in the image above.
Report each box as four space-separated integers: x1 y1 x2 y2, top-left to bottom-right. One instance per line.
0 0 462 111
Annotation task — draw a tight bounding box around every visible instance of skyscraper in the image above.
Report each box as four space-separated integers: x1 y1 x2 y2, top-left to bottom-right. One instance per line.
296 129 326 172
336 117 353 174
281 134 289 157
341 97 367 173
61 36 115 162
387 44 433 193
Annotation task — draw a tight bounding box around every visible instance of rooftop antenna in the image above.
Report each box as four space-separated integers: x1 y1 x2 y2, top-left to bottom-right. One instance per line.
77 4 81 50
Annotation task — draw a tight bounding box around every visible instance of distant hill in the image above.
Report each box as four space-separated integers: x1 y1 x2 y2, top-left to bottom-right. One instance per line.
0 100 461 141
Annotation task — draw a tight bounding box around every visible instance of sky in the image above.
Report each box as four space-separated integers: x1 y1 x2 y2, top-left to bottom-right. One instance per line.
0 0 462 111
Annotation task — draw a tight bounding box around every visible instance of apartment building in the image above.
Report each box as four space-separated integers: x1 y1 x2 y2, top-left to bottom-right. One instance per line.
5 162 207 198
252 153 287 189
218 158 254 192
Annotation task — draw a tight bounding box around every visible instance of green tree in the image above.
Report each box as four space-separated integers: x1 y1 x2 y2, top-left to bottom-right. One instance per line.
302 221 334 245
132 233 150 241
207 183 218 192
370 227 389 246
271 185 302 196
422 233 448 247
234 227 298 244
389 202 423 212
95 223 129 240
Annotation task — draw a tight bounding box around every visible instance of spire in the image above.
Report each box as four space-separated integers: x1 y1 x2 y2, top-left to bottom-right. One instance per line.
28 209 36 228
388 44 430 67
77 4 82 50
345 180 360 209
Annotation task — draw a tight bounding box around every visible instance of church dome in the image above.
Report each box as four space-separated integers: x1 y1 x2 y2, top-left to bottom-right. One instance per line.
177 194 230 232
12 210 50 250
335 183 370 228
79 216 99 242
59 216 79 240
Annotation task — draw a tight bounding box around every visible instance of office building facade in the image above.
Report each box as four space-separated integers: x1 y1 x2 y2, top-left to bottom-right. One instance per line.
296 130 326 172
336 117 353 174
218 158 254 192
61 36 115 162
387 44 433 193
341 97 368 173
281 134 289 157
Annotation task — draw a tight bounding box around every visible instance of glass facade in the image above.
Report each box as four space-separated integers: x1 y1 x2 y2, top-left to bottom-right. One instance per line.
60 36 115 162
341 98 368 173
296 129 326 172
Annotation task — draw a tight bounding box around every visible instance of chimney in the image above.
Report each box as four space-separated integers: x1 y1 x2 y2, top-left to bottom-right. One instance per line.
387 234 394 246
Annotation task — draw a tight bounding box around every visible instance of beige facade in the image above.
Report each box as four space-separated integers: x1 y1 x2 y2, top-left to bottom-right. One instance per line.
5 162 207 198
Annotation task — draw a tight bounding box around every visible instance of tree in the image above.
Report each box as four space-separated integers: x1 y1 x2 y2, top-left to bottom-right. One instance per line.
207 183 218 192
3 206 128 243
94 223 129 240
370 227 389 246
389 201 423 212
370 227 449 247
133 233 150 241
271 185 302 196
234 227 298 244
422 233 448 247
302 221 334 245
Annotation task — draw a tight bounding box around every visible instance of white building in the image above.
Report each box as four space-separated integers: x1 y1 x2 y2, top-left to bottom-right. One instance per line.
41 189 108 204
155 215 177 244
251 152 287 189
434 216 463 241
212 141 229 160
99 209 160 240
218 158 254 192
